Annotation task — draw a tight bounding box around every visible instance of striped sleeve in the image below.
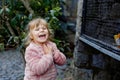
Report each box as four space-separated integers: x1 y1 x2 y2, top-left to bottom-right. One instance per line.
52 43 66 65
25 48 53 75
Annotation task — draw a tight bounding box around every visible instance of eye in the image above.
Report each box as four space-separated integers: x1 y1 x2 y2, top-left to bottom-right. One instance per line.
42 27 47 30
35 28 39 31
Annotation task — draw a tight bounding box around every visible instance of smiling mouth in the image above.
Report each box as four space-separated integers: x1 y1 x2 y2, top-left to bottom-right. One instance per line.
39 34 46 39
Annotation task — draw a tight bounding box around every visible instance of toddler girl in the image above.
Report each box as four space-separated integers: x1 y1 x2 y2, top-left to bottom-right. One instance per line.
24 18 66 80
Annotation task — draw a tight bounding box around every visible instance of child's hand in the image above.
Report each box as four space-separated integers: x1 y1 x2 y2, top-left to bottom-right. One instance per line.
43 44 52 55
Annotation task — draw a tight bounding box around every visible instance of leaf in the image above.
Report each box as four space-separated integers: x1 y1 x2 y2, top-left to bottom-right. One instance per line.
59 47 64 52
45 7 48 12
16 14 22 21
50 10 55 16
11 17 17 26
28 13 33 20
5 7 10 13
37 1 41 6
0 43 4 51
0 8 4 14
20 32 26 39
14 36 19 44
53 7 61 12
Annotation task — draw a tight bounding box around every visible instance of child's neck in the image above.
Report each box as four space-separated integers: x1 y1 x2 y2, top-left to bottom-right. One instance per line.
32 41 49 46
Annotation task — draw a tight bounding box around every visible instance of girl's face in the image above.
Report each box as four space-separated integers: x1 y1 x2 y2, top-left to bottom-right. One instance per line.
31 24 49 44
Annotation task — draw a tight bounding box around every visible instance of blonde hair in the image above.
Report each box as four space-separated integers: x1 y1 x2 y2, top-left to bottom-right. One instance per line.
25 18 51 46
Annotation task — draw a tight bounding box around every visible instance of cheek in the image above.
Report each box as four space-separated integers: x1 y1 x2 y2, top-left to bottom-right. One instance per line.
45 30 49 37
46 30 50 34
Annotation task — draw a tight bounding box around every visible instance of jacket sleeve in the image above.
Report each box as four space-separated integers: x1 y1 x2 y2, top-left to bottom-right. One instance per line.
25 48 53 75
52 43 66 65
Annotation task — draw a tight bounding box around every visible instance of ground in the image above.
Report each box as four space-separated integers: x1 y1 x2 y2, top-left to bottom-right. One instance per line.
57 58 74 80
0 49 74 80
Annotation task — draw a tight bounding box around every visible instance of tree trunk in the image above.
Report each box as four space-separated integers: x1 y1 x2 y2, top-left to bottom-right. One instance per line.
20 0 34 14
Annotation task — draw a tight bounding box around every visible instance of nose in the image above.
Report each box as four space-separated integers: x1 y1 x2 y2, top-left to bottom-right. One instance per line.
39 28 44 32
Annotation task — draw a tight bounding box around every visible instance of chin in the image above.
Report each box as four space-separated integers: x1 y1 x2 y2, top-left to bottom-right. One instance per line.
40 39 48 43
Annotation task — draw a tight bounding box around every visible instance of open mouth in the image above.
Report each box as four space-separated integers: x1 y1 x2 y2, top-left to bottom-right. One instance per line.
39 34 46 39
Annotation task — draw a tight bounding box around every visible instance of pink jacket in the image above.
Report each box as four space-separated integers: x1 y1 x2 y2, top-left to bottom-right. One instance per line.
24 41 66 80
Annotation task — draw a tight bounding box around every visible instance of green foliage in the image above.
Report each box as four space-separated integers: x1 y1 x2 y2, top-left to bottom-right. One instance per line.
0 0 71 55
52 38 70 52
